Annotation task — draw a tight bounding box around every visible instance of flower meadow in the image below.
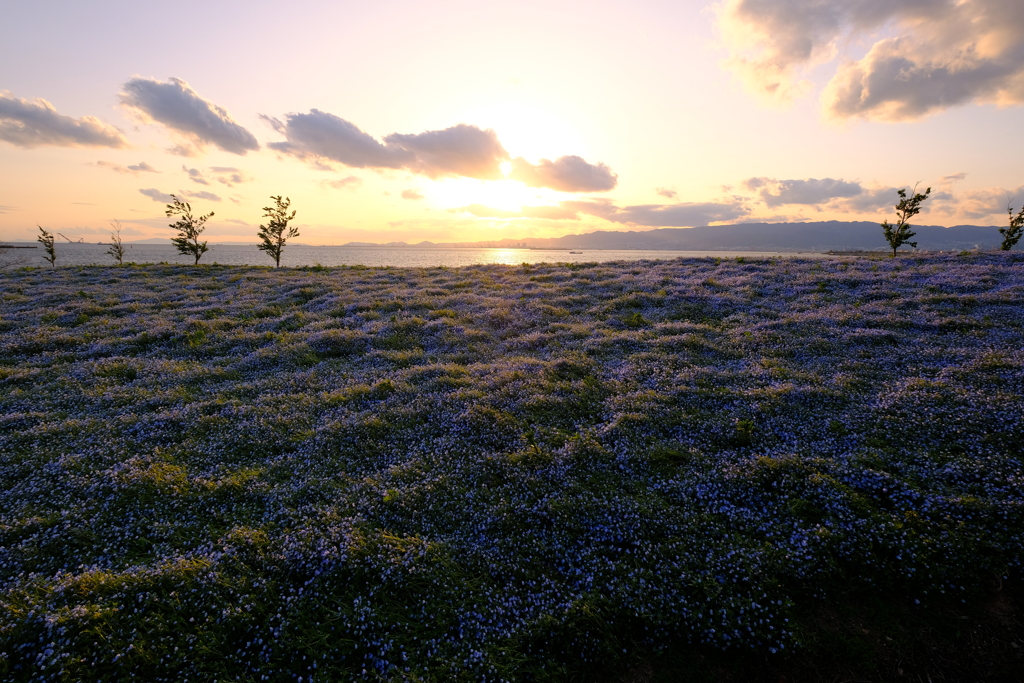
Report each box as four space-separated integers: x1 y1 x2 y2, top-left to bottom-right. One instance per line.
1 254 1022 681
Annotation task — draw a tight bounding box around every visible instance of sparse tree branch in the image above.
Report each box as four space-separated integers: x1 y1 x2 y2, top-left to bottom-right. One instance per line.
108 219 126 265
37 226 56 267
881 184 930 257
1000 200 1024 251
257 195 298 268
166 195 213 265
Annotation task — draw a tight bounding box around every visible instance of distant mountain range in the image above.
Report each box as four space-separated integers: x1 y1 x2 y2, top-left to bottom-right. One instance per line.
341 221 1010 252
33 222 1005 251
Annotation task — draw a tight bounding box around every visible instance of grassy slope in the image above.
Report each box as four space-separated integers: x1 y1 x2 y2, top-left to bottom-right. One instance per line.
0 254 1022 681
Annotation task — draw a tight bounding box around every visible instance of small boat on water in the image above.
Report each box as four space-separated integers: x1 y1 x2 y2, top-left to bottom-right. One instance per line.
569 251 583 254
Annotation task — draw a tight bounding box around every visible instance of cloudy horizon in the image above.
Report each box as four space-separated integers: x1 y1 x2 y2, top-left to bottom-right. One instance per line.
2 0 1022 244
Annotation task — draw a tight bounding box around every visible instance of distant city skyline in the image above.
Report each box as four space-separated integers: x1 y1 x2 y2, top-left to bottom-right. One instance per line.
2 0 1023 244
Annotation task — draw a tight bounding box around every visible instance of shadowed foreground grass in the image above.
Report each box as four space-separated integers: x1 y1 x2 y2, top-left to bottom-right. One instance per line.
1 254 1022 681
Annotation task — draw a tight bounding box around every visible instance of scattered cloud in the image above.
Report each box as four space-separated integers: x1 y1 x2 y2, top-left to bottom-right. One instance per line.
266 109 617 190
207 166 250 187
120 77 259 155
180 164 251 187
385 124 508 180
183 165 209 185
0 91 128 148
655 187 678 199
931 184 1024 220
508 155 618 192
215 171 249 187
323 175 362 190
265 110 411 169
0 205 18 213
940 172 968 183
745 177 864 207
719 0 1024 120
139 188 175 203
834 186 901 212
138 188 222 204
742 176 914 212
401 189 425 200
96 160 159 175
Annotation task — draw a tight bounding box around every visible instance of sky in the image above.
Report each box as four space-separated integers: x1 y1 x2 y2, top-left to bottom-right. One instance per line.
2 0 1023 244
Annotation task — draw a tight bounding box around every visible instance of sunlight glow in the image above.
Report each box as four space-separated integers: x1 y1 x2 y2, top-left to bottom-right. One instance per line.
428 177 562 213
463 101 586 161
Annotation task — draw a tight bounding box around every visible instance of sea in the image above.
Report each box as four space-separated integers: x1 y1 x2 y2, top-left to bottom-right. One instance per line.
0 242 835 268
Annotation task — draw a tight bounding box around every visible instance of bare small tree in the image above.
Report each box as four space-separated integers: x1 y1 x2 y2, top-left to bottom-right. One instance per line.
1000 202 1024 251
881 185 931 257
37 226 56 267
166 195 213 265
257 195 298 267
108 219 127 265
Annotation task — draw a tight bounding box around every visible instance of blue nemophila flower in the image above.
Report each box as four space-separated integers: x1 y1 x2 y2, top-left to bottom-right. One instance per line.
0 254 1022 680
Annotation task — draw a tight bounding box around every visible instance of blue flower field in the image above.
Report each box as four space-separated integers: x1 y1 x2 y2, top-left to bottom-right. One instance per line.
1 254 1022 681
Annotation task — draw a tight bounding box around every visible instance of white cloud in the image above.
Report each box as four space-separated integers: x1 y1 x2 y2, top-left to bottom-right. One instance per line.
0 91 127 148
401 189 425 200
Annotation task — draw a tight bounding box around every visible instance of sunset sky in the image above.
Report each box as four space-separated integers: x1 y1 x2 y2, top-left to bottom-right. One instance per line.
2 0 1023 244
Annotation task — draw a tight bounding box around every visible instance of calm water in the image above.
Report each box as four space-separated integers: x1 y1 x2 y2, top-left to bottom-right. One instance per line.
1 243 834 268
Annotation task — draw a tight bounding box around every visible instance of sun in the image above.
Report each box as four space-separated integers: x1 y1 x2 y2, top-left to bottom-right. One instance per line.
419 101 585 215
